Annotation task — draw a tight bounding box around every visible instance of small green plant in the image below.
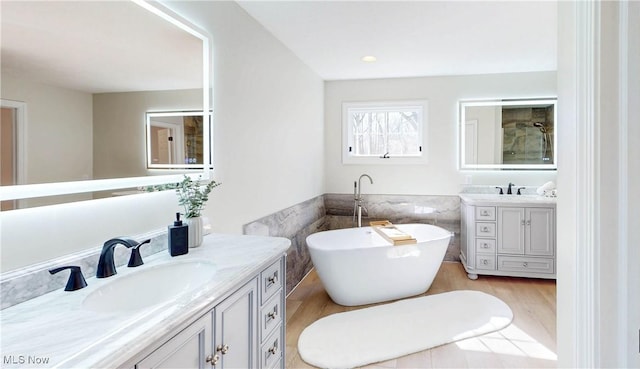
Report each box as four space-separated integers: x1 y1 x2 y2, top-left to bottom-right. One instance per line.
176 175 220 218
144 175 220 218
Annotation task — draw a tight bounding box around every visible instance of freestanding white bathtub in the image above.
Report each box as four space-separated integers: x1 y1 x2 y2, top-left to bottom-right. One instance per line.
306 223 452 306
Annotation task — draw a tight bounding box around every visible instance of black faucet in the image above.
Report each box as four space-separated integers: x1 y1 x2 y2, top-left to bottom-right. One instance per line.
96 238 148 278
128 239 151 268
507 182 515 195
517 187 526 195
49 266 87 291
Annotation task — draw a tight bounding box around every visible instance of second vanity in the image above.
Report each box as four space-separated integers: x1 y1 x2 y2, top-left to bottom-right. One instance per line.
1 233 289 369
459 194 557 280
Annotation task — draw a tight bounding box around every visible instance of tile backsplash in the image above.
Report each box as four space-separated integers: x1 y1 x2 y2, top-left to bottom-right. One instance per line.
0 231 167 309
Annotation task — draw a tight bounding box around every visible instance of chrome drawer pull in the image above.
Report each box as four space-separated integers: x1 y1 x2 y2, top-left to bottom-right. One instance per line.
206 354 219 366
482 227 489 232
526 220 531 226
482 259 489 265
267 308 278 321
268 344 278 355
481 210 489 216
216 344 229 355
482 243 489 248
521 220 526 226
523 262 528 268
267 273 278 285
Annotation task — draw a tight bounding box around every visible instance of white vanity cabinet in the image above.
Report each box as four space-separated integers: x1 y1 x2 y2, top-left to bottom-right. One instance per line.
135 312 212 369
134 256 285 369
460 195 556 280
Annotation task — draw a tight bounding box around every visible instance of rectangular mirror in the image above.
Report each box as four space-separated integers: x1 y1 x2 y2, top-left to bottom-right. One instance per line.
0 0 211 209
459 98 557 170
146 111 212 169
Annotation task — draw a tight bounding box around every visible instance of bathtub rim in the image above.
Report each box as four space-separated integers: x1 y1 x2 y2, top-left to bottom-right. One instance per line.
306 223 453 251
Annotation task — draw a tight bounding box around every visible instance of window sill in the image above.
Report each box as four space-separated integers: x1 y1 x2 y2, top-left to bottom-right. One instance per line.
342 155 428 165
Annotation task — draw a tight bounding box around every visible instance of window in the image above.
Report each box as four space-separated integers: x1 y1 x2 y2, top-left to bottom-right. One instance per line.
342 100 428 164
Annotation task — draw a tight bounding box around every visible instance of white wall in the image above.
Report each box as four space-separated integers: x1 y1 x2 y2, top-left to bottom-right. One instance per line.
164 1 325 234
0 73 93 185
92 89 202 179
466 106 498 164
325 72 557 195
557 1 640 367
626 2 640 365
0 0 324 272
0 191 180 271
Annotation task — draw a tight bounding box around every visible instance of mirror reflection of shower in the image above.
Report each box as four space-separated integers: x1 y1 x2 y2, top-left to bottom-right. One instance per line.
501 104 554 165
533 122 552 161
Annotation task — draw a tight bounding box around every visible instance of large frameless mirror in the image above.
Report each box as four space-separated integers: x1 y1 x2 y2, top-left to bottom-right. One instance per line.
0 0 211 210
459 98 557 170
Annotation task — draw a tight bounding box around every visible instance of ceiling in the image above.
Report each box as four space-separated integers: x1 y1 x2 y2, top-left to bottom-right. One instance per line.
0 1 558 92
0 1 202 93
237 1 558 81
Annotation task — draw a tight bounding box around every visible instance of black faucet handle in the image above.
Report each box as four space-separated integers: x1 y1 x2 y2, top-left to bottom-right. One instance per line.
495 186 504 195
128 239 151 268
517 187 526 195
49 266 88 291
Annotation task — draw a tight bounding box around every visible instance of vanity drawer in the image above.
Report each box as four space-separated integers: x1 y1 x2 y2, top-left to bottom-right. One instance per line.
476 255 496 270
261 259 282 304
498 256 554 274
475 239 496 253
260 290 283 343
475 222 496 238
261 324 282 369
475 206 496 221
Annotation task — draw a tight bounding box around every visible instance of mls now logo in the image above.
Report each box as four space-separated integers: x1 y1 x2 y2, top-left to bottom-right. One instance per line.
3 355 50 365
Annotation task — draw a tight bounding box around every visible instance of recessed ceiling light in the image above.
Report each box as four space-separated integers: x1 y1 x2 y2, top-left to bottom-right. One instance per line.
361 55 377 63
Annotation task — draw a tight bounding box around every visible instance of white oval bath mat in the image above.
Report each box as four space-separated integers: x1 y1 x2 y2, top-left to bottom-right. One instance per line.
298 290 513 368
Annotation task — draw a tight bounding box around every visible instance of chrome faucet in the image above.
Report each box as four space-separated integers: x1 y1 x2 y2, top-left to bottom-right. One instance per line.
353 174 373 227
96 238 149 278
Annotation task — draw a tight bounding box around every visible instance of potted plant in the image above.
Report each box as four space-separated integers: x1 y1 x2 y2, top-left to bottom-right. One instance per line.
175 175 220 247
143 175 220 247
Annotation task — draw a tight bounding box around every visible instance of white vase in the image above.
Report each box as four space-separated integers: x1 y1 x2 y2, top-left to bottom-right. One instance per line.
186 216 203 248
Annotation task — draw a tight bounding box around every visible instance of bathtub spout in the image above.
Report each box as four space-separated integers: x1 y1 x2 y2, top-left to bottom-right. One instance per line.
357 174 373 200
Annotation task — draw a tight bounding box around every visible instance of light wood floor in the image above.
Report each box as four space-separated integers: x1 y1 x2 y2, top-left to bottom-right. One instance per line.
285 262 557 368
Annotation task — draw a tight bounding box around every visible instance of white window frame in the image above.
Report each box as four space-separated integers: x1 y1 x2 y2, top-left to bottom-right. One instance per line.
342 100 428 165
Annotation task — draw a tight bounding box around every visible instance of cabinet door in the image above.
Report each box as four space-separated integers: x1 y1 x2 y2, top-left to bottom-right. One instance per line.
137 314 212 369
526 208 555 256
498 207 525 254
214 279 258 369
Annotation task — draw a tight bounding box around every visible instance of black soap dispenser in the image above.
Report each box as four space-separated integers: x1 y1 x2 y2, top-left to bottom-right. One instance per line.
168 212 188 256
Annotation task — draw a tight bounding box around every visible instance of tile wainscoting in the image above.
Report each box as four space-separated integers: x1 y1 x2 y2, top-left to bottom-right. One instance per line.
243 196 328 295
243 193 461 295
3 194 461 309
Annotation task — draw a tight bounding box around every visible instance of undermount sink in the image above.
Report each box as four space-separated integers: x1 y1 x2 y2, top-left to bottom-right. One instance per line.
83 260 216 313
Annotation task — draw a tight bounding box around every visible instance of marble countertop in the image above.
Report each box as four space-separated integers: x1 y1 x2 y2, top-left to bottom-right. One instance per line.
459 194 557 206
0 233 290 369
